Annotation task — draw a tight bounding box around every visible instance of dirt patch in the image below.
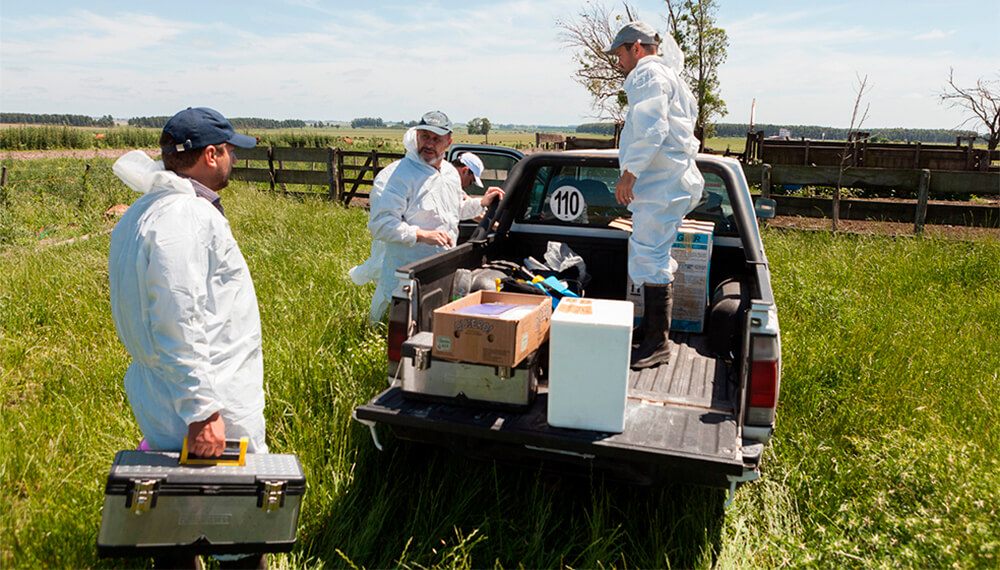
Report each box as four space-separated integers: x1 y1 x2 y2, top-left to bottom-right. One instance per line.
1 148 160 161
766 216 999 241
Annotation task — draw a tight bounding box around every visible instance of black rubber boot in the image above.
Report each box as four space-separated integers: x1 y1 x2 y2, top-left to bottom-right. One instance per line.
630 283 673 369
631 287 647 349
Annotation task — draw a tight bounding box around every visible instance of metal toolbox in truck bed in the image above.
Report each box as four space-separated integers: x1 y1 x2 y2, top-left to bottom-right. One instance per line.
401 331 540 410
97 449 305 557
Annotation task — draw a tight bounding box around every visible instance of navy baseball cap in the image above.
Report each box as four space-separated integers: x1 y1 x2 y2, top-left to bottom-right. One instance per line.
161 107 257 153
605 21 660 54
414 110 452 136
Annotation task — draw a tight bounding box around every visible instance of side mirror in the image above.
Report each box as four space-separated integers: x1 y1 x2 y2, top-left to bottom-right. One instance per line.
754 198 776 219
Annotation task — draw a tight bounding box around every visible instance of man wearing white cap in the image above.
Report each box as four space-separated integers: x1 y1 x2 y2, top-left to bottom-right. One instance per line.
452 152 485 190
452 152 506 221
364 111 503 322
607 21 705 369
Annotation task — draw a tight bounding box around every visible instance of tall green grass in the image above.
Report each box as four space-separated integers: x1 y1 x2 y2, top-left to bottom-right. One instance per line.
734 228 1000 567
0 158 134 247
1 126 161 151
2 159 998 568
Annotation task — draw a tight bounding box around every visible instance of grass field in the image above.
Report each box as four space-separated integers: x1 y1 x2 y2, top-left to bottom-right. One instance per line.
2 159 998 568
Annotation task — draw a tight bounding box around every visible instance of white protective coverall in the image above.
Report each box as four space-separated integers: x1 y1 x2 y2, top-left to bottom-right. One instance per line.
108 150 267 452
347 129 417 289
366 129 485 321
619 46 705 286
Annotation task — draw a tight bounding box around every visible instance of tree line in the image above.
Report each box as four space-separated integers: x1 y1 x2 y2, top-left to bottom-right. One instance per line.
350 117 385 128
128 116 307 129
2 113 115 127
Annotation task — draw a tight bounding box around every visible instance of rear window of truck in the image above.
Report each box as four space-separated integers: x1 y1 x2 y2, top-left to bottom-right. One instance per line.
518 165 737 235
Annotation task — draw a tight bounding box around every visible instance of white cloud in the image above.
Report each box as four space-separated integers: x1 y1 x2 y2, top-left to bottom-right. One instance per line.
913 29 956 41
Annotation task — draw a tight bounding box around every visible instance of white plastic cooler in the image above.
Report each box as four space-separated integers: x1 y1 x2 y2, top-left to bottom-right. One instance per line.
546 298 633 433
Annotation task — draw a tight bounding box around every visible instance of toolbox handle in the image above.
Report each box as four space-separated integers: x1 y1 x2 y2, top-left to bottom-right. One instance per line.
180 437 248 466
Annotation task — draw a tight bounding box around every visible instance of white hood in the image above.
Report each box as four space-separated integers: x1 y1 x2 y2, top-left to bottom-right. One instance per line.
112 150 195 196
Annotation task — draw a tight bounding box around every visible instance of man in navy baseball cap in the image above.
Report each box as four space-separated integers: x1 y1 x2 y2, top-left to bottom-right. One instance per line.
158 107 256 197
161 107 257 153
111 105 269 568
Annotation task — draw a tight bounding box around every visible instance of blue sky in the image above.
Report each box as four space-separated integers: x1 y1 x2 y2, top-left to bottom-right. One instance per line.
1 0 997 131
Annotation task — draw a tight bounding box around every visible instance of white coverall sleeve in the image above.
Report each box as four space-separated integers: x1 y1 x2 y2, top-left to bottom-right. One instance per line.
620 83 674 177
459 192 486 220
145 210 225 425
368 174 418 246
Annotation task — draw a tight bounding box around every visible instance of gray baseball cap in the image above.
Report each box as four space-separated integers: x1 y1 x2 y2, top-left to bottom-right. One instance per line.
605 21 660 54
414 110 453 135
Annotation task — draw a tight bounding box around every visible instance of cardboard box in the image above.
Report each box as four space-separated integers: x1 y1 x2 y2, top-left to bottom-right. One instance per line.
626 219 714 332
547 298 633 433
432 290 552 367
670 220 714 332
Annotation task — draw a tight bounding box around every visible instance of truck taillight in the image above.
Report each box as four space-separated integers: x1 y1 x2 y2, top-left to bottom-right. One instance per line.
387 298 408 377
746 334 780 426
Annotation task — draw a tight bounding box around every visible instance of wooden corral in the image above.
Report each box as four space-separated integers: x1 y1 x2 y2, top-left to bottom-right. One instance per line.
535 133 566 149
744 131 998 172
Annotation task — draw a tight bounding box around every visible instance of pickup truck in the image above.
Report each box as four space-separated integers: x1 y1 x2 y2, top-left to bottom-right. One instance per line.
353 148 781 504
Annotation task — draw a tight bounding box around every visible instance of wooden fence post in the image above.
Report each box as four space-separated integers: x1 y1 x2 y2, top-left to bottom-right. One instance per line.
266 146 275 193
327 146 339 201
914 169 931 234
337 149 345 202
1 165 8 207
80 164 91 210
761 163 772 200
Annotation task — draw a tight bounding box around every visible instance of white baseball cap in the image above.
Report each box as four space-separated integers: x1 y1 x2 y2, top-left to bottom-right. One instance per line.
458 152 484 187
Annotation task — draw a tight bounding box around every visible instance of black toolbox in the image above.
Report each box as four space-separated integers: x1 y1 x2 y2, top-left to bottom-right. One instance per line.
97 442 305 557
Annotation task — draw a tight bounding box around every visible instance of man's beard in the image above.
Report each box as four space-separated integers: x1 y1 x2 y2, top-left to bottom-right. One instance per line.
420 147 445 166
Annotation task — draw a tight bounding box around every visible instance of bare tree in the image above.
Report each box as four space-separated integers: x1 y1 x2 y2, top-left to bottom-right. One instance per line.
834 74 872 232
940 68 1000 151
557 2 639 122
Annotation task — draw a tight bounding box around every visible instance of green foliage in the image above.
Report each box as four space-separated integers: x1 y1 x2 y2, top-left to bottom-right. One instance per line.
0 126 160 151
2 160 998 567
350 117 385 129
466 117 491 136
127 115 171 128
1 112 108 127
128 116 308 129
667 0 729 130
576 122 617 135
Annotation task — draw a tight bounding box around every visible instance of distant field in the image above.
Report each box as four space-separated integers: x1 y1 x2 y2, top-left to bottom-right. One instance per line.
703 136 746 155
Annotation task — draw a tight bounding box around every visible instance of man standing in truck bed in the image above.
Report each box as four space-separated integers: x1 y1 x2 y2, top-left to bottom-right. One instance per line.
608 21 705 369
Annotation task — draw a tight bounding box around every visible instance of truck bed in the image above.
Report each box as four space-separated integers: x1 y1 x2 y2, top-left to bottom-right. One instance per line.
355 332 745 487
